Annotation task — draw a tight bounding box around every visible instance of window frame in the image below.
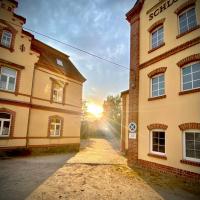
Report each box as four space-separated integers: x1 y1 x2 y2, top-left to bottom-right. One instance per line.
52 83 64 103
0 112 11 137
48 115 63 137
150 25 164 50
150 129 166 156
56 58 63 66
183 129 200 162
181 61 200 92
1 30 12 48
0 66 17 92
150 73 165 98
178 6 198 35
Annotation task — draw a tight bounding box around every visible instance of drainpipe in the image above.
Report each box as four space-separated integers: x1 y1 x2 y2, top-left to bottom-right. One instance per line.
26 65 36 148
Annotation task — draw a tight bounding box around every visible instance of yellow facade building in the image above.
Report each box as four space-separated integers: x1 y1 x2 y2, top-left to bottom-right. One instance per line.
121 0 200 180
0 0 86 151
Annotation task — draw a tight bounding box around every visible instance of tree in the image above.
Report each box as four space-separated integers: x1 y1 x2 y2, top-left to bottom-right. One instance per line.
103 95 121 122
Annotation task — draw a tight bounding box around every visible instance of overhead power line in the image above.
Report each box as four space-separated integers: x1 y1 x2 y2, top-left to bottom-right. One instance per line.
7 20 130 72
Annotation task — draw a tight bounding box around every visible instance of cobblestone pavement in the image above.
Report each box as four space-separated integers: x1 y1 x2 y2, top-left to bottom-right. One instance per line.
27 138 200 200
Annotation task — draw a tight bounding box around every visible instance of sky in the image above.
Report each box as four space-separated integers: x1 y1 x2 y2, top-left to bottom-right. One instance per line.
16 0 136 105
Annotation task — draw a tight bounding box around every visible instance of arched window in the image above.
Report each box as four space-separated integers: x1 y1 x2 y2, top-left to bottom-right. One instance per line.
178 7 197 34
0 112 11 137
1 30 12 48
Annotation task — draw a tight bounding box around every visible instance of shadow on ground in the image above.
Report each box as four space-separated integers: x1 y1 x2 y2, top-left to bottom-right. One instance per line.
0 153 76 200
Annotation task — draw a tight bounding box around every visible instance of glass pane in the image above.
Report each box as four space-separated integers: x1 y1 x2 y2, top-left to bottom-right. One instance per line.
50 124 54 130
196 151 200 159
153 132 158 138
159 132 165 139
159 138 165 145
159 89 164 96
8 77 15 91
186 132 194 140
183 74 192 83
186 140 194 149
152 77 158 84
2 121 10 135
152 83 158 91
195 141 200 150
179 13 186 22
56 124 60 130
153 145 158 152
152 91 158 97
1 67 16 77
195 133 200 141
159 145 165 153
193 71 200 81
56 119 61 123
51 118 56 123
153 138 158 145
159 81 164 89
193 80 200 88
192 63 200 72
186 150 195 158
0 113 10 119
182 67 191 75
50 130 54 136
183 82 192 90
0 74 7 89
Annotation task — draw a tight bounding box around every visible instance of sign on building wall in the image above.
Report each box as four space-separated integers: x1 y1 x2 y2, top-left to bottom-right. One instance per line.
128 122 137 139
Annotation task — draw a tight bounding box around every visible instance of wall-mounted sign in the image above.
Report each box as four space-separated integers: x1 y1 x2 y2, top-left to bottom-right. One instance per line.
129 132 136 139
128 122 137 133
149 0 178 21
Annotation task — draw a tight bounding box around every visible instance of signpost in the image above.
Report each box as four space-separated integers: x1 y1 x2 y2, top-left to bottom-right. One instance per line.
128 122 137 139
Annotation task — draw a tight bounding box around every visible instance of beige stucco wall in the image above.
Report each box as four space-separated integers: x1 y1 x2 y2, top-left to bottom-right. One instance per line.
137 0 200 174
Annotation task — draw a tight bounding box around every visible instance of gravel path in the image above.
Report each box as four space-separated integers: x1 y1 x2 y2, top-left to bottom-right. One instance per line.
27 139 200 200
0 153 74 200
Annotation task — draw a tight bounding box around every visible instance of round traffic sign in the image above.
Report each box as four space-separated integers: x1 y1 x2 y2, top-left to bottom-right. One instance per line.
128 122 137 132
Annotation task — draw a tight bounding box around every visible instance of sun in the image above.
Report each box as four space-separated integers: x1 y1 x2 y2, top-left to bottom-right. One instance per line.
87 103 103 118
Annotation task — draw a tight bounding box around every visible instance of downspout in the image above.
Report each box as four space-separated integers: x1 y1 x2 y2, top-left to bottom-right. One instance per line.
26 65 36 148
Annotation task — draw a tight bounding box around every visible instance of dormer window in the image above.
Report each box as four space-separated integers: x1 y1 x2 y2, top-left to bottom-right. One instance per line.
56 59 63 66
1 30 12 48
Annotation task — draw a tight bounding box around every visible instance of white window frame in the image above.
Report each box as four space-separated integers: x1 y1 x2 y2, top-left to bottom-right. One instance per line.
1 30 12 48
52 86 63 103
150 129 166 156
49 118 61 137
181 61 200 92
0 67 17 92
178 6 198 34
0 113 11 137
56 59 63 66
151 25 164 49
151 73 165 98
183 130 200 162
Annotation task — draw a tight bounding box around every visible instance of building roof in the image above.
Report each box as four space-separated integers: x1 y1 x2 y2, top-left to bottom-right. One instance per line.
31 39 86 83
126 0 144 22
121 89 129 97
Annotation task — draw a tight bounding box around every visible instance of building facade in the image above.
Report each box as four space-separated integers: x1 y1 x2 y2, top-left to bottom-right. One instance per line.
121 0 200 180
0 0 86 151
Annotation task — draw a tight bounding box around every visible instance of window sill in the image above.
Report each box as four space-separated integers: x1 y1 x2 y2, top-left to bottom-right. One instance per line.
0 44 14 52
52 101 64 105
49 136 61 138
0 89 17 95
0 136 10 139
176 25 200 39
148 95 166 101
148 153 167 160
148 42 165 54
180 159 200 167
179 88 200 95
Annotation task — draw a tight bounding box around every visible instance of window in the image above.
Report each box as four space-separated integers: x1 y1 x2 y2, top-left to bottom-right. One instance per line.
184 131 200 162
49 117 62 137
52 83 63 103
151 131 165 155
1 30 12 48
0 112 11 137
179 7 197 34
0 67 17 92
151 74 165 97
182 62 200 91
151 26 164 49
56 59 63 66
